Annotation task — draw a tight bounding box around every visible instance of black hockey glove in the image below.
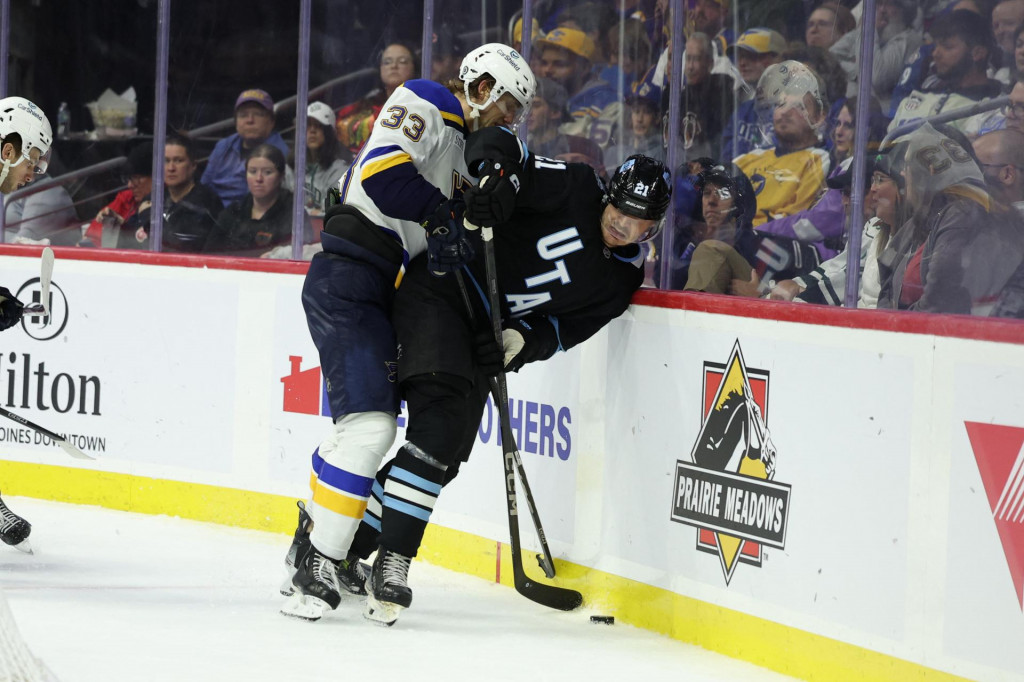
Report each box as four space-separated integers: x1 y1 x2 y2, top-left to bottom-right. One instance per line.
501 314 560 373
0 287 25 332
423 199 475 276
463 159 521 227
474 329 504 377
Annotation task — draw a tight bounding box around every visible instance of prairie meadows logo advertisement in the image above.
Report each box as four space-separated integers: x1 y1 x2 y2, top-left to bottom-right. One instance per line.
964 422 1024 611
670 340 792 585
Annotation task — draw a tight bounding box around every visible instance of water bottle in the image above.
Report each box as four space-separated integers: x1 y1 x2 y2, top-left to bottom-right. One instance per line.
57 102 70 138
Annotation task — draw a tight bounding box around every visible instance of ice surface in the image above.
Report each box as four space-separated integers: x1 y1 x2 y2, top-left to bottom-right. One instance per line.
0 498 796 682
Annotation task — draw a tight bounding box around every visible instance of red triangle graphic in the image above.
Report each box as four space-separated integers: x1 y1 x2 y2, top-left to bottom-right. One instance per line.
964 422 1024 610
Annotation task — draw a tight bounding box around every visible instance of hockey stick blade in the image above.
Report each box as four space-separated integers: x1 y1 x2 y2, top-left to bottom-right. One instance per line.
0 406 93 460
40 246 54 317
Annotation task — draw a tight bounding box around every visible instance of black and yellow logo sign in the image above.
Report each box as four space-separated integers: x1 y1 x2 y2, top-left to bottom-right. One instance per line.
670 340 792 585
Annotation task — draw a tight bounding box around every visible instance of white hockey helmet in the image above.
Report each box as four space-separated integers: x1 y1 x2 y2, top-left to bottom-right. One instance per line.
458 43 536 127
0 96 53 183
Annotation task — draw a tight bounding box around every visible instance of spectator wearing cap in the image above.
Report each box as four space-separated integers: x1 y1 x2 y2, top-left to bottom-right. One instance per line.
603 75 664 173
720 29 786 160
831 0 922 112
512 16 545 72
295 101 350 215
888 10 1003 135
536 28 619 136
201 89 290 208
336 42 418 156
80 141 153 247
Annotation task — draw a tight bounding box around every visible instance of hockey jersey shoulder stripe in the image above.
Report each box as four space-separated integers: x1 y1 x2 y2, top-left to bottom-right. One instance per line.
361 150 414 182
401 79 466 131
360 144 404 166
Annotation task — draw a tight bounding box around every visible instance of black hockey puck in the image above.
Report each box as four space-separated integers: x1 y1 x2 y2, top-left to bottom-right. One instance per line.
589 615 615 624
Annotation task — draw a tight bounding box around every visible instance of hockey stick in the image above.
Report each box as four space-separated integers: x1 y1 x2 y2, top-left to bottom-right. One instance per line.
460 221 582 611
0 406 93 460
454 270 557 579
21 246 54 318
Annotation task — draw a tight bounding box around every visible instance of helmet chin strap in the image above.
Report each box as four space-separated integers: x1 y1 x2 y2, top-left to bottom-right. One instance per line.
0 158 12 189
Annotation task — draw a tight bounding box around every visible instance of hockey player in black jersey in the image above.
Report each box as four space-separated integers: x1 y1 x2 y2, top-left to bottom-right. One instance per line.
350 126 671 625
0 96 52 553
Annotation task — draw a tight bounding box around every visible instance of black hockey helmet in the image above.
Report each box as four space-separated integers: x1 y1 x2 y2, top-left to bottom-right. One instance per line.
607 154 672 233
694 164 756 227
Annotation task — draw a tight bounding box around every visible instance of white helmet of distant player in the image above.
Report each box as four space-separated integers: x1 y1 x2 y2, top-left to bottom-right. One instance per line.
459 43 536 128
0 97 53 189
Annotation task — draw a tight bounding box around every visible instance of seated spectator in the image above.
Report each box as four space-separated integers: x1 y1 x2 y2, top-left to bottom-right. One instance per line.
81 141 152 248
430 27 464 83
682 166 761 295
831 96 887 168
831 0 921 111
889 10 1003 136
527 77 585 158
4 173 78 245
781 44 849 151
535 28 618 136
599 17 652 94
207 143 313 259
876 123 1024 315
512 16 545 73
691 0 738 76
974 128 1024 212
1014 24 1024 83
773 141 909 307
805 2 856 50
735 61 832 278
201 89 290 208
678 32 735 158
336 42 417 156
991 0 1024 84
124 133 223 252
603 78 664 173
299 102 350 215
720 28 786 160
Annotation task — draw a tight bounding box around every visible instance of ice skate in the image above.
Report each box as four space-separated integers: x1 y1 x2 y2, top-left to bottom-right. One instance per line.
0 493 32 554
280 548 343 622
364 547 412 626
279 500 313 596
279 501 369 599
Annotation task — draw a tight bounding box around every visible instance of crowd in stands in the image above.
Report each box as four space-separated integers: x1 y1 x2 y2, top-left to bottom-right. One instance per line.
6 0 1024 318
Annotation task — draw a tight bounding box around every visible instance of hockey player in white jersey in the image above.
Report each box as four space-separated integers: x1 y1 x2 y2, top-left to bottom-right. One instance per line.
0 96 52 553
281 44 536 621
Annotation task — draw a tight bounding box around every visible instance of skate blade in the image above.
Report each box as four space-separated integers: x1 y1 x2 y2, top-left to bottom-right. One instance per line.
280 592 333 621
11 539 32 554
364 594 405 627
